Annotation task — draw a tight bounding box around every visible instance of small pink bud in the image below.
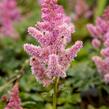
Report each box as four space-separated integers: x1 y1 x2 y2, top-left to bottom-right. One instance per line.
87 24 99 37
91 38 101 49
92 56 109 76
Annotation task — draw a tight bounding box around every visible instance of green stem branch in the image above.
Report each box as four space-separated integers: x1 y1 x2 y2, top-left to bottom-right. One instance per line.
53 77 60 109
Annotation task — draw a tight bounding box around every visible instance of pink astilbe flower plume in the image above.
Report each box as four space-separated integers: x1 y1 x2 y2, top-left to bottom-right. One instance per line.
59 41 83 69
0 0 20 39
5 82 23 109
24 0 83 86
87 6 109 83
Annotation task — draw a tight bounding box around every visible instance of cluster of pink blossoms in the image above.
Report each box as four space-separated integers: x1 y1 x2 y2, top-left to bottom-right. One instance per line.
5 83 23 109
0 0 20 39
74 0 92 20
24 0 83 86
87 7 109 83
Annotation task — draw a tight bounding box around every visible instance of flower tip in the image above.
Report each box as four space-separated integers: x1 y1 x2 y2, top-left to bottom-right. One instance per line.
30 56 37 65
28 27 34 33
92 38 101 49
75 40 83 48
100 48 109 57
23 43 29 51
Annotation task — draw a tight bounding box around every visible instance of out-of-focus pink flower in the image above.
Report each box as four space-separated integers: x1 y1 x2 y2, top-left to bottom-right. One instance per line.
87 6 109 83
104 31 109 41
24 0 83 86
37 0 44 4
87 24 99 37
91 38 101 49
103 6 109 21
87 17 109 40
96 17 109 35
5 82 23 109
92 56 109 76
0 0 20 39
74 0 92 20
101 48 109 57
104 39 109 47
92 56 101 73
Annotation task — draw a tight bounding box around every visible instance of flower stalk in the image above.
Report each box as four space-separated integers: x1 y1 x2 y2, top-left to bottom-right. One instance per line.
53 77 59 109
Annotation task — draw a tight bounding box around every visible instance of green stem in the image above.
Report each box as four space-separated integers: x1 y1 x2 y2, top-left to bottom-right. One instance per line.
53 77 59 109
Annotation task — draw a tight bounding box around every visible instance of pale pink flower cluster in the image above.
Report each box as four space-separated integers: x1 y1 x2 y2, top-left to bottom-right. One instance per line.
74 0 92 20
5 83 23 109
0 0 20 39
87 7 109 83
24 0 83 86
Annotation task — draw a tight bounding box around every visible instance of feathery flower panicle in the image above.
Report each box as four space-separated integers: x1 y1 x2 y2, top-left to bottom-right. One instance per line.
5 82 23 109
0 0 20 39
87 6 109 83
24 0 83 86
